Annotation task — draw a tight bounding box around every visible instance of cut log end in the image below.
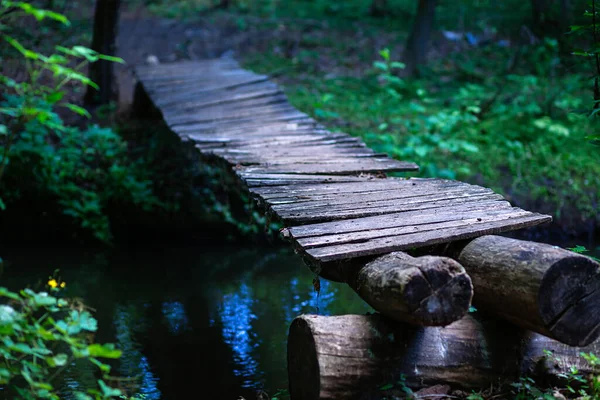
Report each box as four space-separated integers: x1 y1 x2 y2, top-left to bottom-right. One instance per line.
409 256 473 326
356 253 473 326
457 235 600 347
288 317 320 400
539 256 600 347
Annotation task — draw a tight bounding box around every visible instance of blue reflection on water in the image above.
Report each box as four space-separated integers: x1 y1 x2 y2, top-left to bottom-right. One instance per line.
219 283 261 388
114 305 161 399
161 301 189 335
291 278 336 315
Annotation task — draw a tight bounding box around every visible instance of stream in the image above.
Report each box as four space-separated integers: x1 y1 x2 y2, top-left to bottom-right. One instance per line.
2 239 599 399
1 244 372 399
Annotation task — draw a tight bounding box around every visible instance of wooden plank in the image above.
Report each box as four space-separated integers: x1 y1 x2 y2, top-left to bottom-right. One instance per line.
158 88 283 111
165 104 304 125
275 193 506 223
302 213 551 262
146 76 272 98
268 186 495 208
169 110 311 128
239 173 382 187
251 178 460 198
258 180 471 203
163 93 290 116
237 159 419 175
295 208 532 249
288 200 516 238
172 117 316 133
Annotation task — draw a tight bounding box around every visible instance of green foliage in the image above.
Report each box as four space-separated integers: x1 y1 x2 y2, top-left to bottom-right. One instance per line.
0 2 160 243
373 48 406 98
0 281 137 399
568 0 600 146
568 245 600 262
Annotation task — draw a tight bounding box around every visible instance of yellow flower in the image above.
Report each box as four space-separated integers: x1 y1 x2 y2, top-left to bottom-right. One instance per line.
60 282 66 288
48 279 58 289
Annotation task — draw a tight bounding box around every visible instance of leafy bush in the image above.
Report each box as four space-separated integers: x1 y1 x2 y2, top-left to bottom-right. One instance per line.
0 2 161 243
0 278 135 399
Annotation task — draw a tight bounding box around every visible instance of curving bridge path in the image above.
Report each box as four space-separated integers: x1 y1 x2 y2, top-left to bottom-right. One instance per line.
134 57 551 279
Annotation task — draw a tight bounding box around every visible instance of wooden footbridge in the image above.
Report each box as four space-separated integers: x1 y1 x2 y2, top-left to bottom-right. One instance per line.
134 57 600 399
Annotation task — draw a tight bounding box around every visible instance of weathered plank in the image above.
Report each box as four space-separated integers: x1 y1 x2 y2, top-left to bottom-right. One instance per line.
274 193 507 223
302 214 550 262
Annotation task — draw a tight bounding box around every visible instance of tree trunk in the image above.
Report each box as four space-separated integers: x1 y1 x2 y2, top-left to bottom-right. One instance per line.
85 0 121 106
287 313 600 400
452 235 600 346
344 252 472 326
404 0 437 76
369 0 387 17
559 0 570 31
531 0 548 31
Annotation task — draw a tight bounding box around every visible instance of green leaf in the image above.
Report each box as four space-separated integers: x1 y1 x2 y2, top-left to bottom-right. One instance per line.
87 343 122 359
0 305 16 326
380 383 394 390
89 357 112 373
46 353 68 367
373 61 388 71
390 61 406 69
32 292 58 307
63 104 91 119
461 143 479 153
98 379 122 397
0 287 20 301
568 245 588 254
4 2 70 25
71 310 98 332
97 54 125 64
46 91 64 104
379 48 390 61
3 36 49 62
0 124 6 135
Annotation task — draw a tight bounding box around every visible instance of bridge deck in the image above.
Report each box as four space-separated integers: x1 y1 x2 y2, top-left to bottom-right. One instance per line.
135 58 551 271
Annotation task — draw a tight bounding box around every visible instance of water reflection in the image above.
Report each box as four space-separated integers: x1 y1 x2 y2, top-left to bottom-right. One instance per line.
1 245 373 399
114 305 161 399
220 283 261 387
161 301 190 335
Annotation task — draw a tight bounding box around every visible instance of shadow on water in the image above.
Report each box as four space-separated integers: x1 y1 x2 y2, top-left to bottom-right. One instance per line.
1 245 373 399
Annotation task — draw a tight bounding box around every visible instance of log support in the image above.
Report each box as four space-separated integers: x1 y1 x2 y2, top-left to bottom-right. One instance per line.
447 235 600 346
342 252 473 326
287 313 600 400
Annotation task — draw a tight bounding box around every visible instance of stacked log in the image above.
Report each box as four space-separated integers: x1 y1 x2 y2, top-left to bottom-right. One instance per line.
342 252 473 326
287 313 600 400
288 235 600 399
447 235 600 346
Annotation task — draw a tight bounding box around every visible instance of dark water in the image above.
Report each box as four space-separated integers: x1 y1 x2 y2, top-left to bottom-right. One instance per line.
1 245 372 400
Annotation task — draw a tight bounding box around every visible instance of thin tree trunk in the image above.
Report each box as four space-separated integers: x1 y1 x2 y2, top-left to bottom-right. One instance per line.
85 0 120 106
559 0 570 31
404 0 437 76
531 0 548 32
